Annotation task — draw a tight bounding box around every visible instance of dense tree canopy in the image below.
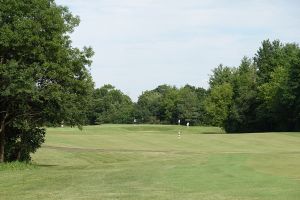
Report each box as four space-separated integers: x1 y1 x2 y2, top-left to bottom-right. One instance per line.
206 40 300 132
135 86 167 124
0 0 94 162
255 41 300 131
88 85 134 125
224 57 258 132
134 84 207 125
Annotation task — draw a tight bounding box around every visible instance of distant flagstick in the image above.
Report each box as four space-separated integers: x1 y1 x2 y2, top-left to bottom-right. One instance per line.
178 119 181 139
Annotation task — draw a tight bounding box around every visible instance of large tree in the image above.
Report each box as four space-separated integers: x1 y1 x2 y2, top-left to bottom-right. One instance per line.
204 65 234 127
207 40 300 132
204 83 233 127
88 85 134 124
224 57 258 132
135 89 163 124
255 41 300 131
176 85 206 125
135 84 207 125
0 0 94 162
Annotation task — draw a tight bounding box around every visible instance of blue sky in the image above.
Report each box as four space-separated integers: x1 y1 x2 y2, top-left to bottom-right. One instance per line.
56 0 300 101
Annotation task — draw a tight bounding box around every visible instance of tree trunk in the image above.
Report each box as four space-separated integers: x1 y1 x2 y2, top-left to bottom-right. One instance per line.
0 121 5 163
16 150 21 161
0 113 8 163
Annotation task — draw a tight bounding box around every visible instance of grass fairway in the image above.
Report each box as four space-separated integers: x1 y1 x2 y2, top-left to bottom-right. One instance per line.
1 125 300 200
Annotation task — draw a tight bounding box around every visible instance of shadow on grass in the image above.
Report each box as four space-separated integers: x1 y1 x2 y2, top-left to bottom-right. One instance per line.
201 131 224 134
36 164 58 168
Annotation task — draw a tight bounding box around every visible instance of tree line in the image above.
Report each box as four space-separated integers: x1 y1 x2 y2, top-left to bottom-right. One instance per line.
87 40 300 133
87 84 206 126
1 0 299 163
207 40 300 132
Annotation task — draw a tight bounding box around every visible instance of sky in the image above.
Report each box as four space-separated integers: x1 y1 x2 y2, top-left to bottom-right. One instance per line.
56 0 300 101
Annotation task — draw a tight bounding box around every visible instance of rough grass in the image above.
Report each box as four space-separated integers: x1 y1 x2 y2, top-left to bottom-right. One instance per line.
0 125 300 200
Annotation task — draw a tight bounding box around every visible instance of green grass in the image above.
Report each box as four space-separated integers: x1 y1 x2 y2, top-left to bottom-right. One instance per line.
0 124 300 200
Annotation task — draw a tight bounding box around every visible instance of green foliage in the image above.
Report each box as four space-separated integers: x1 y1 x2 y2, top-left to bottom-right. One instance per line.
176 85 206 125
209 64 234 87
0 0 94 162
288 53 300 129
224 57 258 132
88 85 134 124
254 40 285 83
135 89 163 123
204 83 233 127
135 85 207 125
5 125 45 162
255 41 300 131
209 40 300 132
